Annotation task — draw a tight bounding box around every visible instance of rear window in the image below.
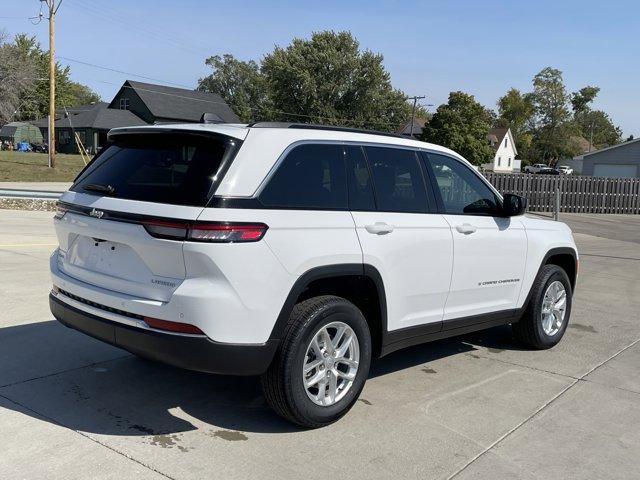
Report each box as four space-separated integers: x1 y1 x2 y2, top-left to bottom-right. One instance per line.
71 132 239 206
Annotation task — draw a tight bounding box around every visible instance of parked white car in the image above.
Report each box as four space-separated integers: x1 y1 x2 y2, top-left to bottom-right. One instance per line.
557 165 574 175
524 163 549 173
50 122 578 427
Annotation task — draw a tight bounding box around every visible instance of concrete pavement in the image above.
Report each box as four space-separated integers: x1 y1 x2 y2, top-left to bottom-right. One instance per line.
0 210 639 479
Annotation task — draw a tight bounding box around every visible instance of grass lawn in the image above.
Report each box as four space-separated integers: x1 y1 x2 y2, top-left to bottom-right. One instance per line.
0 151 86 182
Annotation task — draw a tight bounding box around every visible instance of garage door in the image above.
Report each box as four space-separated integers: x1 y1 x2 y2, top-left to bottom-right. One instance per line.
593 164 638 178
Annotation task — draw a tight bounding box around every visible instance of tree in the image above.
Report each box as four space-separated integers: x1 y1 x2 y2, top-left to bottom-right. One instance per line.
198 54 268 123
571 86 600 115
260 31 411 131
422 91 495 165
575 109 622 148
496 88 535 158
529 67 578 162
0 31 36 125
1 33 100 123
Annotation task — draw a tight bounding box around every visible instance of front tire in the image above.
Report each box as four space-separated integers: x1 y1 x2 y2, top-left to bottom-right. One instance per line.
512 264 572 349
261 295 372 428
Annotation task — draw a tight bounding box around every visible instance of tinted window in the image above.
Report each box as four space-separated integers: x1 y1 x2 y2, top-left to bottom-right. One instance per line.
259 144 347 209
427 153 500 215
72 133 235 206
345 145 375 211
365 146 428 213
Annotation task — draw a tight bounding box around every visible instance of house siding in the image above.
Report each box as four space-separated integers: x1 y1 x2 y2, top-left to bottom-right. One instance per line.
582 141 640 178
109 86 154 124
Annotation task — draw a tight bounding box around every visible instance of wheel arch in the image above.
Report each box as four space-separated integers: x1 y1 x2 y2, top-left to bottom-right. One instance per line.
269 264 387 357
520 247 578 313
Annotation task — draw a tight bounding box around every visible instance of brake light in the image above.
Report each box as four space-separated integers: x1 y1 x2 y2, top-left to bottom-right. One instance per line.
143 221 268 243
143 316 205 335
189 223 268 242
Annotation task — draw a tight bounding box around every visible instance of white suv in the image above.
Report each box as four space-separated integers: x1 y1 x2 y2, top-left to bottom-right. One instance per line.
50 122 578 427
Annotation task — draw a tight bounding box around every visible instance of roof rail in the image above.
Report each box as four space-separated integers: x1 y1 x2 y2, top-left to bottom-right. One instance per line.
247 122 406 139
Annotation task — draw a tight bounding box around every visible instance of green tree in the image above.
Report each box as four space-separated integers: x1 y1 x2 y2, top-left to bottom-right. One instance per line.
422 91 495 165
198 54 268 123
570 86 600 115
0 31 36 125
495 88 535 158
529 67 578 162
260 31 411 131
575 109 622 148
5 34 100 121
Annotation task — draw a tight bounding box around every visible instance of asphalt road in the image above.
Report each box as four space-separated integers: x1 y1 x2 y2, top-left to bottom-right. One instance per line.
1 210 639 479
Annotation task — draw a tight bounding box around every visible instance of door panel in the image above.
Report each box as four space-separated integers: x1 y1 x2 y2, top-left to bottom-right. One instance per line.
424 152 527 321
352 211 453 331
442 215 526 319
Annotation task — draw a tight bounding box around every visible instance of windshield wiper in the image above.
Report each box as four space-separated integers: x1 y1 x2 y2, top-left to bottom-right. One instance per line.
83 183 116 195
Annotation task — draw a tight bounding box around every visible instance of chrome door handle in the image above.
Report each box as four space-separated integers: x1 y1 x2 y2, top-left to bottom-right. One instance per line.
365 222 394 235
455 223 477 235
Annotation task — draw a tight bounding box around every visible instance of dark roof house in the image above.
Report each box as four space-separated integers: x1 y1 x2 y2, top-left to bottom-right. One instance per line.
396 117 428 138
108 80 239 124
31 80 240 154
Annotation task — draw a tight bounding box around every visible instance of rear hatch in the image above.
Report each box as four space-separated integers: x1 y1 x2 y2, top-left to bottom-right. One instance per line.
55 129 243 301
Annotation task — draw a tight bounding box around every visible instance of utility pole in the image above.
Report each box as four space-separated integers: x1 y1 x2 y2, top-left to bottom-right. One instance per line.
44 0 61 168
588 121 594 153
407 95 426 137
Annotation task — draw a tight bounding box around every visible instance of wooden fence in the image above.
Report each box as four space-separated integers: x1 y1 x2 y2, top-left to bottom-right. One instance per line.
483 173 640 214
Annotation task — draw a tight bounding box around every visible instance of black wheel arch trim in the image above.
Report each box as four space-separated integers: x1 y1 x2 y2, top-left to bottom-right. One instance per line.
520 246 578 309
267 263 388 343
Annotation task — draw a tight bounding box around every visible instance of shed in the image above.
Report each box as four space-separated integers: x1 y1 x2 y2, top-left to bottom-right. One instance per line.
0 122 44 145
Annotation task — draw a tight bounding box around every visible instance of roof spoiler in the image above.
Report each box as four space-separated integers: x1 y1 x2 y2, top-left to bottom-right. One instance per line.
200 113 223 124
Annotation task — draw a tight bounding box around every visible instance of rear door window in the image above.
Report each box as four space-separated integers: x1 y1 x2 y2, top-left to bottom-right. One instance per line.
259 143 347 209
364 146 428 213
345 145 376 211
72 133 238 206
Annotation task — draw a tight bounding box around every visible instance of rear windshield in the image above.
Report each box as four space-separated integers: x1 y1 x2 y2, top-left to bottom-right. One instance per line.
71 132 239 206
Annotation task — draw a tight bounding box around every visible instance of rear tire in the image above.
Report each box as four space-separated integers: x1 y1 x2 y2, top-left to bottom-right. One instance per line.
512 264 572 349
261 295 372 428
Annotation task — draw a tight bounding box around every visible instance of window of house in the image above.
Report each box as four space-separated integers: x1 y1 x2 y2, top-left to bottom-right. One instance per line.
427 153 500 216
505 137 508 148
58 130 70 145
77 130 86 143
364 146 428 213
508 157 512 166
259 144 347 210
119 98 130 110
498 157 501 166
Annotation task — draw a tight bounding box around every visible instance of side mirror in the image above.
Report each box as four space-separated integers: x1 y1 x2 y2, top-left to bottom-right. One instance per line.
502 193 527 217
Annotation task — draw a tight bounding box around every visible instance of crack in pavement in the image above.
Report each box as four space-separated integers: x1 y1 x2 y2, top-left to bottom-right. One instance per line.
447 336 640 479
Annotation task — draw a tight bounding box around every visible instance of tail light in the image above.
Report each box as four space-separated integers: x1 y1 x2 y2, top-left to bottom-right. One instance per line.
143 220 268 243
143 316 205 335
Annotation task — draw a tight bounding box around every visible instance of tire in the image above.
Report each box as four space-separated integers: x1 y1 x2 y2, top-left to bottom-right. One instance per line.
512 264 572 349
261 295 372 428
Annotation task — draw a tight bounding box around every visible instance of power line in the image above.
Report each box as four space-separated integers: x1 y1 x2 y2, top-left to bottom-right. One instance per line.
58 56 193 88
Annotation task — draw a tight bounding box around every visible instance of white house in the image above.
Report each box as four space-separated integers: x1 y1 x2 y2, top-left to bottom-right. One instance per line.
483 127 517 172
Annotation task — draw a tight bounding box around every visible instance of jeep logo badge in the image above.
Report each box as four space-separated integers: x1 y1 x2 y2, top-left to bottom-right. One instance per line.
89 208 104 219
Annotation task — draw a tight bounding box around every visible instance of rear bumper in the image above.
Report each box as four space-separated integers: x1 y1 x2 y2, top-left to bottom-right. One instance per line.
50 294 278 376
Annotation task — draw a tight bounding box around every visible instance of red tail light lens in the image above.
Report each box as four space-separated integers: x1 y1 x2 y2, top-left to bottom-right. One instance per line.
189 223 268 242
143 316 205 335
143 220 268 243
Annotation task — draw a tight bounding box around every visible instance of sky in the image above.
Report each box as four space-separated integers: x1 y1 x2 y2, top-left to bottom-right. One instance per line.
2 0 639 136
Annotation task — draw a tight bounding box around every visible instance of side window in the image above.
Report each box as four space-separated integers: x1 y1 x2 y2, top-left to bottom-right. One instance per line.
345 145 375 211
365 146 428 213
427 153 500 216
259 144 347 209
